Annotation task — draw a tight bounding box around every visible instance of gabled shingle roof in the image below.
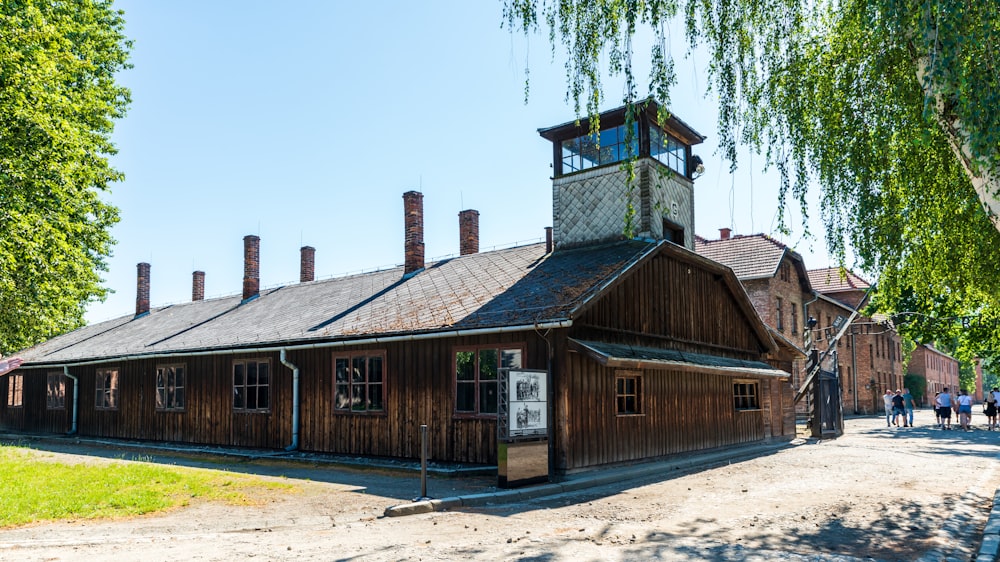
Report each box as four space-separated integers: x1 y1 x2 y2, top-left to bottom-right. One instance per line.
694 234 790 280
807 267 871 294
19 241 658 365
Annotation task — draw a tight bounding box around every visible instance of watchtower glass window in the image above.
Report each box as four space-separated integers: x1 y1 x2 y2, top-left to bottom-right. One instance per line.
561 123 639 173
649 125 686 176
539 100 705 178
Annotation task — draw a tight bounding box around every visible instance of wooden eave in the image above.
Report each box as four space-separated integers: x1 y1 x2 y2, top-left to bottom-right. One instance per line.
569 338 790 379
537 99 706 146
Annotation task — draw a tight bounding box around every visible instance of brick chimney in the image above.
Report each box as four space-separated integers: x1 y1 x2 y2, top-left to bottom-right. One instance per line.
545 227 553 254
300 246 315 283
135 262 150 317
192 271 205 301
458 209 479 256
403 191 424 274
719 227 732 240
242 235 260 301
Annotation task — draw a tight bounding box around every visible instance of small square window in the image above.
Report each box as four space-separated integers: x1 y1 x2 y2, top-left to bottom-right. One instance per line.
734 381 760 411
616 372 642 415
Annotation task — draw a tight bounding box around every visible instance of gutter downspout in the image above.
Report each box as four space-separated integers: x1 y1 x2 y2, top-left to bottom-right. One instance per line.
63 366 78 435
279 349 299 451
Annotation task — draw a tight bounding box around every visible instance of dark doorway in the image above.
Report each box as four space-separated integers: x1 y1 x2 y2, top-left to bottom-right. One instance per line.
662 218 685 245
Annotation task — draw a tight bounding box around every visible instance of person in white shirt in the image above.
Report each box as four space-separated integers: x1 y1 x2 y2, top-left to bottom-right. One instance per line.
883 390 894 427
956 389 973 430
937 388 953 430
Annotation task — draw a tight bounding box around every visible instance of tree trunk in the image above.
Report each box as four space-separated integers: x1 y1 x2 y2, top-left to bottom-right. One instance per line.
917 58 1000 231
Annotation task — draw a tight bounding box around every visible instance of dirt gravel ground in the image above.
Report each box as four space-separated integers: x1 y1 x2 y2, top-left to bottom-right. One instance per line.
1 408 999 561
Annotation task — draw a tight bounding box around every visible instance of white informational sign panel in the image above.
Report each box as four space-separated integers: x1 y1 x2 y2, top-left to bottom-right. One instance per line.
508 369 547 436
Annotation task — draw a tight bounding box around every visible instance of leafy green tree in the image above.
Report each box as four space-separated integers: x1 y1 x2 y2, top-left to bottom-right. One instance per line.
903 373 926 406
0 1 130 355
503 0 1000 357
982 362 998 393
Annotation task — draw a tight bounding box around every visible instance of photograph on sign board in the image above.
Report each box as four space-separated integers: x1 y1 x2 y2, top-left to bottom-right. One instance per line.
511 371 544 402
513 402 546 431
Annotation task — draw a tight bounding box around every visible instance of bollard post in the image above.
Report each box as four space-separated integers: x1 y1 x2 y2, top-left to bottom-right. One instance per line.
420 424 428 499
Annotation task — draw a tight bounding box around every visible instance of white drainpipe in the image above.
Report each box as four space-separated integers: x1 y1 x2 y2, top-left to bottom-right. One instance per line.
279 349 299 451
63 366 78 435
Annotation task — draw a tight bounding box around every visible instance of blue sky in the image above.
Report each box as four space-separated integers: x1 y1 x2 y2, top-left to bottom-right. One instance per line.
86 1 832 323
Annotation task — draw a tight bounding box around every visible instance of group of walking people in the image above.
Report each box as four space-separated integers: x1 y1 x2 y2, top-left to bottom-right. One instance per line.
887 386 1000 431
883 388 917 427
929 387 974 430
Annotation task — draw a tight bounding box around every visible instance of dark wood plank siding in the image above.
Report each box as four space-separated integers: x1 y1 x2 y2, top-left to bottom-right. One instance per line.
575 253 764 359
3 244 793 470
7 355 289 450
0 370 73 433
557 352 768 470
296 332 547 465
5 332 547 464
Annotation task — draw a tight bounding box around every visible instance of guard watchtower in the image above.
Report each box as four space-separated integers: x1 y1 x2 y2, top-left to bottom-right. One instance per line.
538 100 705 250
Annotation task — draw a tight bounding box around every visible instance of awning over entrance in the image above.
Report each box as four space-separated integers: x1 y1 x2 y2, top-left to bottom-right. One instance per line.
569 339 790 379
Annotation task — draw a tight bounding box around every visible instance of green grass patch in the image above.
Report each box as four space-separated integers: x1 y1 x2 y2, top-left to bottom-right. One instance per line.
0 445 296 528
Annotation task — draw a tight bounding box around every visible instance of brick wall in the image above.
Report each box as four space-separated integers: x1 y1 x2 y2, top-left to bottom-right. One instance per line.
403 191 424 274
192 270 205 301
136 262 151 316
739 257 812 399
840 321 903 413
300 246 315 283
242 235 260 301
910 345 961 406
459 209 479 256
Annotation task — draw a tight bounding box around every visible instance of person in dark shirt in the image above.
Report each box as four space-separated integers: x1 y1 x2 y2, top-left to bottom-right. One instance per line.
891 390 906 427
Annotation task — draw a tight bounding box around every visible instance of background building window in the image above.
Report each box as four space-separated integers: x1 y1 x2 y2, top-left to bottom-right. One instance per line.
776 297 784 332
47 372 66 410
334 352 385 413
734 381 760 410
616 372 643 415
455 346 523 415
233 360 269 412
95 368 119 410
7 374 23 407
156 364 186 411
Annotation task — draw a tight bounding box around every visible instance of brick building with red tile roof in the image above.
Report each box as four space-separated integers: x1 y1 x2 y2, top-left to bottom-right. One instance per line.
697 231 903 415
909 344 960 406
